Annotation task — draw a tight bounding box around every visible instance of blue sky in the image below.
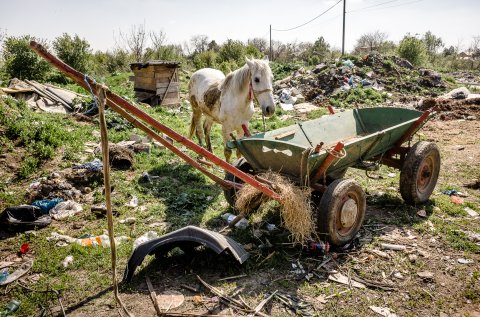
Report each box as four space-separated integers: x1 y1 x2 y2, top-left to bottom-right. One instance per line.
1 0 479 52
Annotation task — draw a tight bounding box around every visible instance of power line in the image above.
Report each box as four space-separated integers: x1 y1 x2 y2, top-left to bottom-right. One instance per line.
272 0 342 32
347 0 402 13
365 0 425 11
348 0 425 13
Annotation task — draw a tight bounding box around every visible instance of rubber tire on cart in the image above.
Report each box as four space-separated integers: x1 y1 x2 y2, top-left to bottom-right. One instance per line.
317 178 366 247
223 158 255 208
400 141 440 205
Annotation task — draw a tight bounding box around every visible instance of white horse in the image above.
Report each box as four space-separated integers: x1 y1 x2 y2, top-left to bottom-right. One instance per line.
188 57 275 162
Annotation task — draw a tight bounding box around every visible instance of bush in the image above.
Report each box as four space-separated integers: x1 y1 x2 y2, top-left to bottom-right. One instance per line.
270 62 303 80
218 60 238 74
398 36 427 66
1 35 51 80
193 50 218 69
53 33 92 73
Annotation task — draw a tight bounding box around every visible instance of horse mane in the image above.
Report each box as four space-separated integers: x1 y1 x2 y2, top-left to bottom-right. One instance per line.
220 64 250 94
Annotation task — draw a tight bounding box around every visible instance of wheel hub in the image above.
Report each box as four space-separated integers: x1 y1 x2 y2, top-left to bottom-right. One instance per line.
340 198 358 228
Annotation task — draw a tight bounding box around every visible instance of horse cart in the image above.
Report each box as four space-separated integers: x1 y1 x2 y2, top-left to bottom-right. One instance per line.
224 107 440 245
30 42 440 247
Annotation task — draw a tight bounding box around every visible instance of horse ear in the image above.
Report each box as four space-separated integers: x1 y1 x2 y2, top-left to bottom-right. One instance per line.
245 57 254 68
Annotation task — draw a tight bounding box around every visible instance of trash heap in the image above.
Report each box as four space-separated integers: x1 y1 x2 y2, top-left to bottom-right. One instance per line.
273 52 448 109
0 78 84 113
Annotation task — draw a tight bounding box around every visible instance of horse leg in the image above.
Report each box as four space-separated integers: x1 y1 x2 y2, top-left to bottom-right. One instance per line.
191 108 204 147
203 117 213 152
221 126 233 163
235 126 245 159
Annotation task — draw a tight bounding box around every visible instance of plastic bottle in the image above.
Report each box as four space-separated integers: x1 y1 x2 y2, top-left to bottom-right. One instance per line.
133 231 159 249
0 270 8 283
0 299 21 316
77 235 128 247
221 213 249 229
304 240 330 255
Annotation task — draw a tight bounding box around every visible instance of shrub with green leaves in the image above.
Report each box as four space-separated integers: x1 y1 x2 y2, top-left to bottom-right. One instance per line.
398 36 427 66
1 35 51 80
53 33 92 73
330 86 388 108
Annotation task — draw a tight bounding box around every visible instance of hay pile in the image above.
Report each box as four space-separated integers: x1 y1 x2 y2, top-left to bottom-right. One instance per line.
235 172 315 244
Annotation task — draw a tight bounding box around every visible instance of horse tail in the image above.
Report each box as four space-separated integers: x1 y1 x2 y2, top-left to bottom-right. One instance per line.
188 113 196 139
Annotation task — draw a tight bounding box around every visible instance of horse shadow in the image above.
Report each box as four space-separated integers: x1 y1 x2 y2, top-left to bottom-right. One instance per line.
137 162 224 228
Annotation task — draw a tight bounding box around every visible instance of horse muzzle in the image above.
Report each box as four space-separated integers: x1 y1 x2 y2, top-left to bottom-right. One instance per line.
262 105 275 117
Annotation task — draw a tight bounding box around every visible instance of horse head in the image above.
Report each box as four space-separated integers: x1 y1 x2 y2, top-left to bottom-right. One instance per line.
246 57 275 117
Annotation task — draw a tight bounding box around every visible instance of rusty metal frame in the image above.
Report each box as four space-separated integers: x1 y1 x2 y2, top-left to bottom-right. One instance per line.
374 109 433 169
310 142 345 185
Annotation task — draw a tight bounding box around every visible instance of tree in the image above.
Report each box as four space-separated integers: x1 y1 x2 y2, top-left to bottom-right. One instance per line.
53 33 91 73
120 24 147 62
443 45 455 56
398 35 427 66
193 50 218 69
353 31 388 53
1 35 51 80
149 29 166 60
302 37 330 65
207 40 220 52
190 35 209 54
423 31 443 60
0 28 6 56
218 39 246 65
248 38 268 54
471 36 480 59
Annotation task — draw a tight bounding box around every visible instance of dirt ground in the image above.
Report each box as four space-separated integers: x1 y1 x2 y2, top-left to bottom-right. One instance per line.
51 118 479 317
1 93 479 316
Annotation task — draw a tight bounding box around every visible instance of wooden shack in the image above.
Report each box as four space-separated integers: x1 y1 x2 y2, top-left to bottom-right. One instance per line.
129 61 181 106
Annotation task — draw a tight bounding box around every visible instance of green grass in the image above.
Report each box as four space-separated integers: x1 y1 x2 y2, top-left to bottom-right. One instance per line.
330 86 389 108
1 68 479 316
0 96 95 178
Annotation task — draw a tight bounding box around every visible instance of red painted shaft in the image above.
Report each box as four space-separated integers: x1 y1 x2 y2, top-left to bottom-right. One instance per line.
310 142 345 185
29 41 282 203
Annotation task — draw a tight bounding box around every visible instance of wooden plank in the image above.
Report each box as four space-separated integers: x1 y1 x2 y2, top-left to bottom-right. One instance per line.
131 67 155 73
160 68 177 107
156 82 179 89
131 72 155 79
154 72 175 80
156 86 179 94
155 77 172 84
133 77 156 87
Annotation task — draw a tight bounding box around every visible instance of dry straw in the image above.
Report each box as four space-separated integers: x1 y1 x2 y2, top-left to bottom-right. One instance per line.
235 171 315 244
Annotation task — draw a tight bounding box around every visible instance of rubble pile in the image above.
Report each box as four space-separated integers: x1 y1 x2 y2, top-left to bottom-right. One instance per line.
0 78 85 113
273 53 448 107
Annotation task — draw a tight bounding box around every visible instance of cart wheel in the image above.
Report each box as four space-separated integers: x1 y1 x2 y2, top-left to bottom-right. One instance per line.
317 179 366 246
400 141 440 205
223 158 254 208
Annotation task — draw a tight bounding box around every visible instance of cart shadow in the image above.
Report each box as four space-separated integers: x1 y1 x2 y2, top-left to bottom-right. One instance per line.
138 163 223 227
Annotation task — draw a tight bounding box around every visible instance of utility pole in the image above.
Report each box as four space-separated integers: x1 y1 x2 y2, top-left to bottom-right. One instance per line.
269 24 273 61
342 0 346 55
